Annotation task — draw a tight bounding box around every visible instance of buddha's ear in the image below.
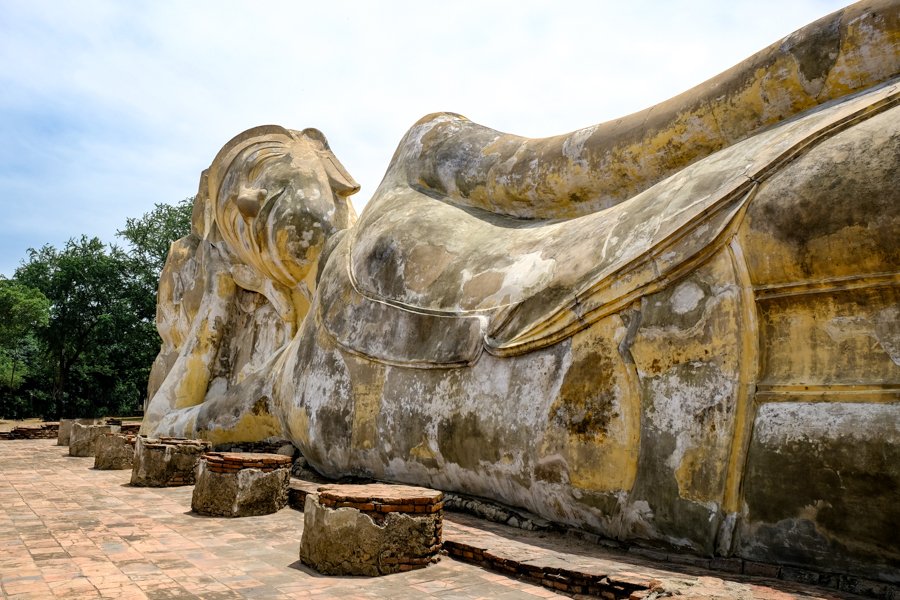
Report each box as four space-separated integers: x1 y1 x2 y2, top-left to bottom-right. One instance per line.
301 128 361 197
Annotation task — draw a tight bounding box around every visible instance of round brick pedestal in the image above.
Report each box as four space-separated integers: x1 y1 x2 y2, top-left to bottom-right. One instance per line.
300 483 443 576
191 452 292 517
130 436 212 487
69 423 120 457
93 433 136 470
57 419 102 446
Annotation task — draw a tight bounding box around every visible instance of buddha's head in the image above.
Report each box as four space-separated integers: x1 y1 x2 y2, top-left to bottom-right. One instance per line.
196 125 359 290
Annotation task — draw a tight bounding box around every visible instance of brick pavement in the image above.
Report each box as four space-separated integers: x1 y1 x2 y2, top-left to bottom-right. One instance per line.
0 440 564 599
0 439 875 600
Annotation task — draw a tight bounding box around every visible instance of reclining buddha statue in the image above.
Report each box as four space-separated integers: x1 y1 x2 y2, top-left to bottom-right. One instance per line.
142 0 899 582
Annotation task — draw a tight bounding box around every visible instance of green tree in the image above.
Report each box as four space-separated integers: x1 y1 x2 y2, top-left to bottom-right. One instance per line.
3 198 193 419
0 279 50 385
116 196 194 333
117 196 194 275
0 279 50 417
15 237 155 418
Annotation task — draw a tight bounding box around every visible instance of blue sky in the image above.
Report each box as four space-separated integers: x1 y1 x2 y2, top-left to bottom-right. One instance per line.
0 0 848 277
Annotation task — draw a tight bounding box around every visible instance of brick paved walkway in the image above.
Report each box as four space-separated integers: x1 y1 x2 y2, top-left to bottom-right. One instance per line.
0 440 871 599
0 440 563 599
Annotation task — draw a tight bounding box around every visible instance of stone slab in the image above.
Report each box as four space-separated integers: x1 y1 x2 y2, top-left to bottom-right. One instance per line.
57 418 102 445
191 458 290 517
93 433 135 470
130 436 211 487
68 423 119 457
300 494 441 576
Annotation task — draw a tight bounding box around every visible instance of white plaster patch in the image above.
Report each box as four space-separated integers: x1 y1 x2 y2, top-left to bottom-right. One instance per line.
824 315 872 343
647 364 732 432
403 114 459 160
478 251 557 307
645 363 734 474
156 404 201 437
874 306 900 366
670 281 705 315
824 308 900 366
562 126 596 168
753 402 900 446
603 498 656 540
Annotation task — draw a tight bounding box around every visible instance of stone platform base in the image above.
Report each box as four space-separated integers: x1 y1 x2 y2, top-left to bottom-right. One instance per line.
93 433 136 470
69 423 120 457
130 436 211 487
191 452 292 517
57 419 102 446
300 483 443 576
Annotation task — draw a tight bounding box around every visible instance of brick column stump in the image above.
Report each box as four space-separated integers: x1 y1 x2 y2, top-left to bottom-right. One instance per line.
69 423 120 457
191 452 292 517
57 419 102 446
119 422 142 435
300 483 443 576
93 433 136 470
130 436 211 486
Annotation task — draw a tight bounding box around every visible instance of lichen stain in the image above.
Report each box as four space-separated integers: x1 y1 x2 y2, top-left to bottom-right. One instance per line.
739 104 899 285
743 403 900 559
345 355 386 452
552 349 618 440
542 316 639 493
630 250 741 506
201 406 283 446
437 412 500 471
823 9 900 97
788 11 842 90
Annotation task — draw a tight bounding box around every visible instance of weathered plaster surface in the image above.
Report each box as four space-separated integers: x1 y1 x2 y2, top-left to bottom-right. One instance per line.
142 1 899 582
741 403 900 580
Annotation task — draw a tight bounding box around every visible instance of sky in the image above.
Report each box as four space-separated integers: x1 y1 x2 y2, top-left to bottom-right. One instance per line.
0 0 850 277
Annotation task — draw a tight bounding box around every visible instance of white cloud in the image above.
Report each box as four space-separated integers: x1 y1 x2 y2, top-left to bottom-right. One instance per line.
0 0 849 275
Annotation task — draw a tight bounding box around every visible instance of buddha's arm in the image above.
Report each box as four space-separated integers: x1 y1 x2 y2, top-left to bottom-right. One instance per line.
142 241 236 434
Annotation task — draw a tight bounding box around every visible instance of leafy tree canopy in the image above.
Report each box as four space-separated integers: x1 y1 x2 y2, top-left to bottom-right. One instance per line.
0 278 50 391
0 197 193 419
0 278 50 347
117 197 193 275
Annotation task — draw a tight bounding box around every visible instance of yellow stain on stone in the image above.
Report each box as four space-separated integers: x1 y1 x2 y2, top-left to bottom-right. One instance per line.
200 409 283 446
543 315 639 493
288 408 312 450
175 352 211 410
739 223 895 289
722 239 759 514
347 358 386 452
758 285 900 387
630 251 742 504
409 440 439 467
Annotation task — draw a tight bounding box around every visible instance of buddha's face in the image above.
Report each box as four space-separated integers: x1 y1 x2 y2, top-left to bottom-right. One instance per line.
215 136 355 289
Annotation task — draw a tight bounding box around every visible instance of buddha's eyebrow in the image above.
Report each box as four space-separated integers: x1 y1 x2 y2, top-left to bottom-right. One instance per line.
248 148 289 180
